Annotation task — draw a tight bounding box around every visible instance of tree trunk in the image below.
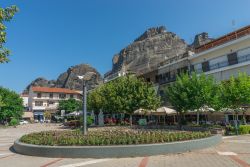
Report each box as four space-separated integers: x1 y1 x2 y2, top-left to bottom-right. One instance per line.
243 111 246 124
197 111 200 125
129 114 132 127
177 112 183 130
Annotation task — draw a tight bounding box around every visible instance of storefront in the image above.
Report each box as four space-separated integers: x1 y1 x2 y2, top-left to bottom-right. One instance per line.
33 111 44 122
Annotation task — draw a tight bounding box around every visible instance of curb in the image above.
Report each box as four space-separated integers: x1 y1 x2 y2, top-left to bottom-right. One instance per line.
13 135 222 158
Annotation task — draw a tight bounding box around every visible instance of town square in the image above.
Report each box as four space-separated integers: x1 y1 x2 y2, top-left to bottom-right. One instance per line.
0 1 250 167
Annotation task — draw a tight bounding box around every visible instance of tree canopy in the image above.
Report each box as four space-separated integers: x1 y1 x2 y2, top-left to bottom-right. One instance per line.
219 72 250 110
0 5 19 63
0 87 23 122
165 72 219 126
58 98 82 114
88 75 161 117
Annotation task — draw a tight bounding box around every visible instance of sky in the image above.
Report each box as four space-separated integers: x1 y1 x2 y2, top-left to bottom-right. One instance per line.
0 0 250 93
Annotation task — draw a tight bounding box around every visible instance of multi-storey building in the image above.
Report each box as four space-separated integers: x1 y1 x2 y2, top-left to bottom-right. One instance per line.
28 87 81 121
190 25 250 81
20 93 33 121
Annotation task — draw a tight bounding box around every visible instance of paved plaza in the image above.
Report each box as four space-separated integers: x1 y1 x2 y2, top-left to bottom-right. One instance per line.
0 124 249 167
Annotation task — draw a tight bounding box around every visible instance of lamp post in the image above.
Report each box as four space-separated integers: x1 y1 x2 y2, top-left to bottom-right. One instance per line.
78 72 96 135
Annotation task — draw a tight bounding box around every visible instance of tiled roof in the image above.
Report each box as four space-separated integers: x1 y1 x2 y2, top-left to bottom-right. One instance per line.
195 25 250 53
31 87 80 94
20 94 29 97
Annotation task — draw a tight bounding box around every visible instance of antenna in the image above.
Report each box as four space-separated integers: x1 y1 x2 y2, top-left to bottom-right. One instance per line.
232 20 237 39
232 20 236 31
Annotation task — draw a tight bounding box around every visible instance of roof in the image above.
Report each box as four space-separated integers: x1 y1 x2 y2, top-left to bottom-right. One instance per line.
20 93 29 97
195 25 250 53
31 87 80 94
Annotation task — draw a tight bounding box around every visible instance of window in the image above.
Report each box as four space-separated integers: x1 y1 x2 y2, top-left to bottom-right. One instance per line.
35 101 43 106
155 75 159 82
49 93 53 99
227 52 238 65
37 93 41 98
163 72 170 81
70 94 74 98
59 94 66 99
48 101 54 105
77 94 82 100
202 61 210 72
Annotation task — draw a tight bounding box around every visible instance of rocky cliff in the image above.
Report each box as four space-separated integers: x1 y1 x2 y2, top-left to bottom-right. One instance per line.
24 64 102 93
109 26 189 75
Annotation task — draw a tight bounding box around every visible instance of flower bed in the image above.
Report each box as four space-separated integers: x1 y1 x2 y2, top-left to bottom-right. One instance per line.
20 129 211 146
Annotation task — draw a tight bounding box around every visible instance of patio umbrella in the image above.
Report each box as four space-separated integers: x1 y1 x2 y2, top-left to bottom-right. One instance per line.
193 105 215 124
134 109 152 115
155 107 177 115
152 107 177 125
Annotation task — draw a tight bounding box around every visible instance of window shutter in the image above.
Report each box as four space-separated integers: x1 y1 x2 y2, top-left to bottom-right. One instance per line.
227 52 238 65
202 61 210 72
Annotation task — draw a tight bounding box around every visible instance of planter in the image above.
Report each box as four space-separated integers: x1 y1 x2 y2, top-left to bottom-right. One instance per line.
13 135 222 158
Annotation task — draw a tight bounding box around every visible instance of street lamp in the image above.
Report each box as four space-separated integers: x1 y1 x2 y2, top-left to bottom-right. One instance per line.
78 72 96 135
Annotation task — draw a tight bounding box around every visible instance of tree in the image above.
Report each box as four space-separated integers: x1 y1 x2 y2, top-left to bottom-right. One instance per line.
44 111 52 120
0 5 19 63
87 87 105 114
0 87 23 123
0 95 5 108
58 98 82 114
88 75 161 125
165 72 218 128
219 72 250 124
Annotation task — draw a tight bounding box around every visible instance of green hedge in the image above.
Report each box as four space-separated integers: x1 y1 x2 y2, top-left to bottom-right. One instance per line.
239 125 250 135
20 129 211 146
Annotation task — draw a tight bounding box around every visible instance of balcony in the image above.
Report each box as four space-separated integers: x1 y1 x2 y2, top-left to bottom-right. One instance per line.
159 76 176 85
195 53 250 73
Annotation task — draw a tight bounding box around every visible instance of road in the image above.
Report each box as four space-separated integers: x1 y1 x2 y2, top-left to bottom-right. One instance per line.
0 124 249 167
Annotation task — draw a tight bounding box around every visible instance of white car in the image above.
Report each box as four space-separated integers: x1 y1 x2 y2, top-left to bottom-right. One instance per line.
19 120 28 125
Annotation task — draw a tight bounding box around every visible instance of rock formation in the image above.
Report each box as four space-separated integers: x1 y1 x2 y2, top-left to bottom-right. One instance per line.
56 64 102 90
191 32 214 48
24 64 102 93
108 26 189 75
24 78 56 94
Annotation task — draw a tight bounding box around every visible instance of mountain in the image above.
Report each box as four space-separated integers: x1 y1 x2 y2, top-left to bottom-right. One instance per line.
108 26 190 75
24 64 102 93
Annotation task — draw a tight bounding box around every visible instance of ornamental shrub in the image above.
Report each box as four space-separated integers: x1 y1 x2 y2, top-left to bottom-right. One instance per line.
239 125 250 135
20 129 211 146
9 118 19 126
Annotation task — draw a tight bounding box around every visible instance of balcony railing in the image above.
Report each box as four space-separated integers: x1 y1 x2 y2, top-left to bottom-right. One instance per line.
195 54 250 73
159 76 176 85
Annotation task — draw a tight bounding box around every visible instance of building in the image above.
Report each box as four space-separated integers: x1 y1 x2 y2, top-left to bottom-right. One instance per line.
28 87 81 121
20 94 33 121
20 93 29 108
190 25 250 81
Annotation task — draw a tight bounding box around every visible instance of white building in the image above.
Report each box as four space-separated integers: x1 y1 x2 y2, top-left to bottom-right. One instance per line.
20 94 29 108
190 25 250 81
28 86 81 121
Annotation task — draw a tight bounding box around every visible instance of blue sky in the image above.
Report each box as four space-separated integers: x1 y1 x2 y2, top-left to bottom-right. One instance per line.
0 0 250 93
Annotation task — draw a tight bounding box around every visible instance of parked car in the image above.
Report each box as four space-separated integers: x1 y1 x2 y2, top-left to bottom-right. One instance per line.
19 120 28 125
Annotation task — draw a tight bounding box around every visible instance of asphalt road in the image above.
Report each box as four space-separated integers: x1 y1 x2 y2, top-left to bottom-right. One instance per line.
0 124 249 167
